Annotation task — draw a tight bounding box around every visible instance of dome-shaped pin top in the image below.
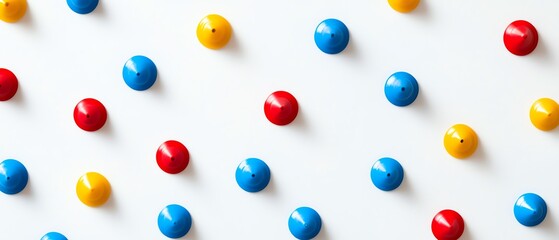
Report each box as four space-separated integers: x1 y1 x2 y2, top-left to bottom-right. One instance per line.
0 0 27 23
76 172 111 207
514 193 547 227
370 157 404 191
388 0 420 13
288 207 322 240
197 14 232 50
504 20 538 56
73 98 107 132
158 204 192 239
385 71 419 107
444 124 478 159
431 209 464 240
41 232 68 240
0 68 19 101
67 0 98 14
235 158 271 192
314 18 349 54
0 159 28 195
530 98 559 131
122 55 158 91
264 91 299 126
156 140 190 174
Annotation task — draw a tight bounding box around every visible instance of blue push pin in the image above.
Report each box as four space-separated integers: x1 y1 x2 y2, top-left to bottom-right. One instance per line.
514 193 547 227
0 159 28 195
41 232 68 240
314 19 349 54
235 158 271 192
385 72 419 107
67 0 99 14
370 157 404 191
158 204 192 238
288 207 322 240
122 55 158 91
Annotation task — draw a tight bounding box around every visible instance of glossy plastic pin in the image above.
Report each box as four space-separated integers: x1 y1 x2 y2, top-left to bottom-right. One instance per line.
123 55 158 91
432 209 464 240
67 0 98 14
76 172 111 207
288 207 322 240
41 232 68 240
370 157 404 191
444 124 478 159
236 158 271 192
0 159 28 195
0 68 18 101
504 20 538 56
158 204 192 239
388 0 420 13
314 18 349 54
197 14 232 50
0 0 27 23
530 98 559 131
73 98 107 131
514 193 547 227
264 91 299 126
385 71 419 106
156 140 190 174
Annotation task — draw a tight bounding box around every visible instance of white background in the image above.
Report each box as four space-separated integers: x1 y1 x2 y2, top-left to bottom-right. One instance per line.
1 0 559 239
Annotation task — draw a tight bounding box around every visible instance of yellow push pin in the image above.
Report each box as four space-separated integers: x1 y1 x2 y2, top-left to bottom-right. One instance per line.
387 0 420 13
196 14 232 50
0 0 27 23
444 124 478 159
530 98 559 131
76 172 111 207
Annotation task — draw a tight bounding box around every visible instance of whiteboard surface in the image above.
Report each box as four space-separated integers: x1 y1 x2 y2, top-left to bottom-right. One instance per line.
1 0 559 239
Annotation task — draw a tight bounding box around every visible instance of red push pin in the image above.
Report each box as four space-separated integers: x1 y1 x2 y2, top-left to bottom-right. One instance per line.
156 140 190 174
0 68 18 101
431 209 464 240
503 20 538 56
264 91 299 126
73 98 107 131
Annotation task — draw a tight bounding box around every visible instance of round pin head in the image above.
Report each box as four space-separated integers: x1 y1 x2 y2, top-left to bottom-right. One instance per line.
236 158 271 193
67 0 98 14
41 232 68 240
264 91 299 126
76 172 111 207
370 157 404 191
0 68 18 101
387 0 420 13
444 124 478 159
197 14 232 50
314 18 349 54
158 204 192 239
0 0 27 23
514 193 547 227
0 159 28 195
73 98 107 132
156 140 190 174
431 209 464 240
288 207 322 240
385 71 419 106
530 98 559 131
122 55 158 91
504 20 538 56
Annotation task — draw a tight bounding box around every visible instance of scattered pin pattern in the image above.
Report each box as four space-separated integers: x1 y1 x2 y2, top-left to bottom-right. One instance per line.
0 2 555 239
